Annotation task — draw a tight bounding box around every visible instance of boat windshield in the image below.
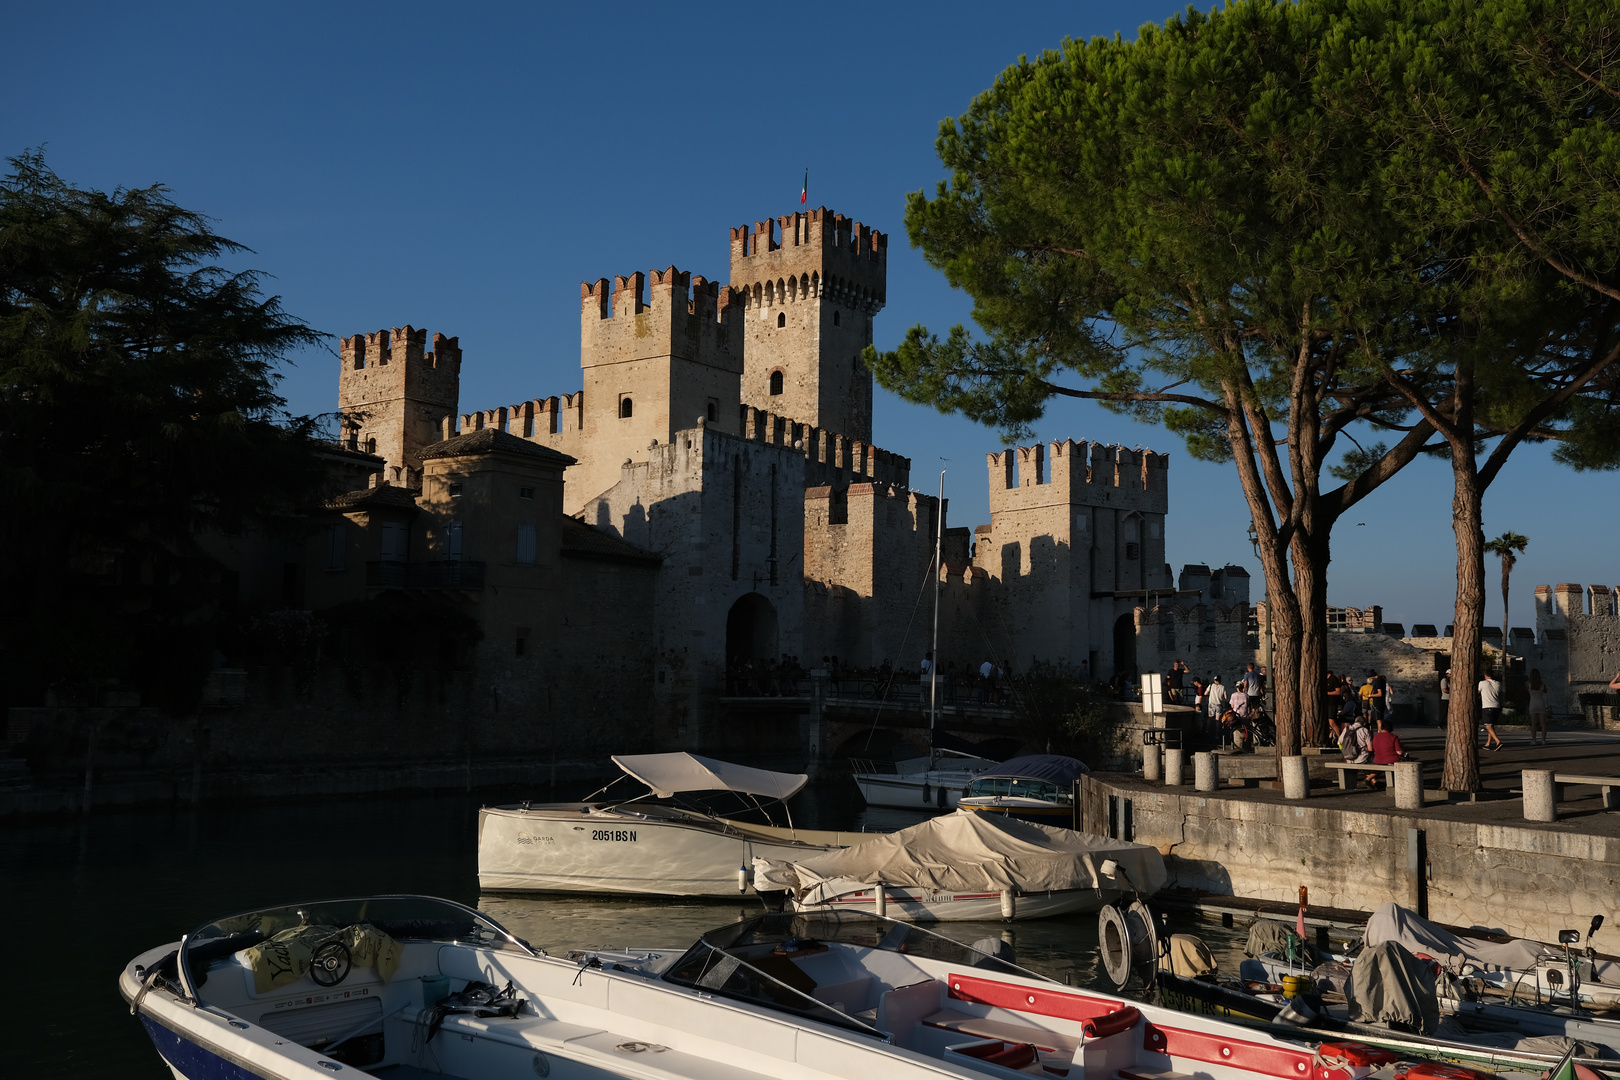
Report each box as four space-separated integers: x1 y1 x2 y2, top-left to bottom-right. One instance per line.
176 895 533 1000
662 911 1040 1039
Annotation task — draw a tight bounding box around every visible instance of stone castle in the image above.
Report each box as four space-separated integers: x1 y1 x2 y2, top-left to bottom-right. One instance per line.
274 207 1250 757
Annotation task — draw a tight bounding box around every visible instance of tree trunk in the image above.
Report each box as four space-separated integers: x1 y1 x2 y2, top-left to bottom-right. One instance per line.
1445 450 1485 792
1501 565 1512 663
1293 529 1332 748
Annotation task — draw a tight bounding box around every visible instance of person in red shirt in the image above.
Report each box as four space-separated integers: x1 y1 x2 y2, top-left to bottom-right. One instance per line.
1368 717 1406 788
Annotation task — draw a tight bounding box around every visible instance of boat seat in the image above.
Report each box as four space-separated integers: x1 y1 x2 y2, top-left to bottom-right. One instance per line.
944 1038 1061 1079
921 1009 1080 1056
877 980 946 1049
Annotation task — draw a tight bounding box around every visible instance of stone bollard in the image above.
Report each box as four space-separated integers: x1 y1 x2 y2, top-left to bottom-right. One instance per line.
1142 743 1161 782
1194 752 1218 792
1523 769 1558 823
1164 747 1185 787
1394 761 1425 811
1282 755 1310 800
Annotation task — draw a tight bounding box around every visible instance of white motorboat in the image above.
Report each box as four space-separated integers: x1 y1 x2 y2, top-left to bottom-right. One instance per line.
956 755 1090 823
122 894 1584 1080
851 748 1002 810
479 752 877 897
753 811 1167 921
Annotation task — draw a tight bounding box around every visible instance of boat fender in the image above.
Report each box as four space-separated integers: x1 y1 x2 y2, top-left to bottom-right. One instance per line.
921 782 931 804
1000 890 1015 921
738 864 749 893
937 784 947 809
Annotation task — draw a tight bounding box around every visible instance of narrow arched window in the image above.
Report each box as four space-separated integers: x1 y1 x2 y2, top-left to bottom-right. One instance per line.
769 371 784 396
619 397 633 419
833 310 841 327
777 311 786 328
706 402 717 421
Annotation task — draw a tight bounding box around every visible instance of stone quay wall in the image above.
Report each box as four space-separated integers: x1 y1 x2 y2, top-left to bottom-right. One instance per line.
1080 774 1620 954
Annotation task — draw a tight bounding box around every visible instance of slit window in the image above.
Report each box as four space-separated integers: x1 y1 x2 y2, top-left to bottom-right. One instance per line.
833 310 841 327
777 312 786 328
619 396 633 419
706 402 717 422
769 371 784 396
516 523 537 565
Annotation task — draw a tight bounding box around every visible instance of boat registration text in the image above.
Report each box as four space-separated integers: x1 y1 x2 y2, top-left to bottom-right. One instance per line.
591 829 638 842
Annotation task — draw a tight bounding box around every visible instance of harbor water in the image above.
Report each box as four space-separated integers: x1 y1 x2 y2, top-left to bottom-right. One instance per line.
2 787 1261 1078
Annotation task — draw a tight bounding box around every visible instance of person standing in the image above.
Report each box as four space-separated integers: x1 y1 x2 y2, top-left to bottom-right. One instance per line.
1206 675 1228 732
1366 669 1387 723
1324 672 1345 739
1479 669 1504 750
1166 659 1186 704
1191 675 1208 733
1527 669 1548 745
1238 663 1262 698
1440 668 1451 711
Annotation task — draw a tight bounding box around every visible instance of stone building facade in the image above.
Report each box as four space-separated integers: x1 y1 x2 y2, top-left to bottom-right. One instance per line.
300 207 1241 758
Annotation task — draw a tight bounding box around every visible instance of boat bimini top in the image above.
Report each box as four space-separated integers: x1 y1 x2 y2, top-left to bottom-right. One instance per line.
610 753 809 801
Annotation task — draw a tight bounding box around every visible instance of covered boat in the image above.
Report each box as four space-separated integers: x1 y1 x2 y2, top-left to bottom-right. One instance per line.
478 752 877 897
753 811 1166 921
956 754 1089 822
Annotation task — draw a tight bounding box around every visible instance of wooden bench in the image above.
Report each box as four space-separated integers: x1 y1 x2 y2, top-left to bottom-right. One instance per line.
1551 773 1620 811
1322 760 1430 790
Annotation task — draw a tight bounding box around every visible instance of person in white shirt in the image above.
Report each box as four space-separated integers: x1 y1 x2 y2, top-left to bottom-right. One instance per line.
1478 671 1504 751
1205 675 1229 736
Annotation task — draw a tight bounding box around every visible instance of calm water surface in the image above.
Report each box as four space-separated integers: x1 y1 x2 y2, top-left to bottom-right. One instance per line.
1 786 1256 1078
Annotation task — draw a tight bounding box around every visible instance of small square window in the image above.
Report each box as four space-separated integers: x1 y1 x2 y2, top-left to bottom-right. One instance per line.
519 487 535 500
449 483 463 498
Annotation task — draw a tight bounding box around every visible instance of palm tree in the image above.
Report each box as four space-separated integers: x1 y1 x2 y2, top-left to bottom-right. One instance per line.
1483 532 1530 669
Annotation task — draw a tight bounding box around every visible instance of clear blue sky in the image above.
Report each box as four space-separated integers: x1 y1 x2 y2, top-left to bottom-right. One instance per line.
6 1 1615 629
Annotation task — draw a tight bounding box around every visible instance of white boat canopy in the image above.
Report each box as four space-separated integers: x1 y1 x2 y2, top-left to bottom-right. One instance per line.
611 753 809 801
754 812 1167 904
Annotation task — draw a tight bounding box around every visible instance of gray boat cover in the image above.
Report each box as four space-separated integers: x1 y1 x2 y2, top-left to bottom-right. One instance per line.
752 812 1166 903
977 754 1090 785
1347 940 1441 1034
1363 902 1545 973
1246 919 1305 960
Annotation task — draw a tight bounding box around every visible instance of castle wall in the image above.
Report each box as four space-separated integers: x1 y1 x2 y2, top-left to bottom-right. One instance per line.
802 483 940 668
1134 602 1253 691
338 326 461 488
580 423 806 750
1536 583 1620 715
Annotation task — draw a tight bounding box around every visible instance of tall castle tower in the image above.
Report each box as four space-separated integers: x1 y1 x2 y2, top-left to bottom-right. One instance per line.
571 267 743 511
729 208 885 443
338 326 461 488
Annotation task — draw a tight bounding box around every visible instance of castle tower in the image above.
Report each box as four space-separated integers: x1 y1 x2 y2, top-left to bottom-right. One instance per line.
729 208 885 443
338 326 461 488
571 267 743 512
973 440 1173 679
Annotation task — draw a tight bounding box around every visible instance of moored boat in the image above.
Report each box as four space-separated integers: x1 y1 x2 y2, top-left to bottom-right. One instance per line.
479 752 877 897
753 811 1167 921
956 755 1090 822
851 747 1001 810
122 894 1611 1080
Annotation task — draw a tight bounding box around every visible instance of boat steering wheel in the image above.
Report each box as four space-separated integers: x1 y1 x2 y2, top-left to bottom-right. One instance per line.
310 941 352 987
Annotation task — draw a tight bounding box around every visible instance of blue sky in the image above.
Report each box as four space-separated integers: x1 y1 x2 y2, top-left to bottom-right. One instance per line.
5 1 1615 629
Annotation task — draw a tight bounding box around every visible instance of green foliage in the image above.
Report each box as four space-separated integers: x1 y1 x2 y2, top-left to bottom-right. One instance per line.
1014 661 1123 764
0 150 329 707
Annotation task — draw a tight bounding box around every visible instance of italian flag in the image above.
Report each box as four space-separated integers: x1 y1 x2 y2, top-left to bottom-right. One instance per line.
801 169 808 205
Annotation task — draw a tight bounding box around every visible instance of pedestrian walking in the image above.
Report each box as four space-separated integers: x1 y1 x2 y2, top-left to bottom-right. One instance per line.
1479 670 1504 750
1527 669 1548 745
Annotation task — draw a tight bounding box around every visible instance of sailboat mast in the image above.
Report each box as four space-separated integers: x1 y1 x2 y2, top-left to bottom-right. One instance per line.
930 470 944 749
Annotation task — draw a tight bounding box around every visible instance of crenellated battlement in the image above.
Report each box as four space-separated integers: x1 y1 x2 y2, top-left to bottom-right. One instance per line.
1535 583 1620 627
737 405 909 488
729 208 886 312
986 439 1169 513
580 265 742 373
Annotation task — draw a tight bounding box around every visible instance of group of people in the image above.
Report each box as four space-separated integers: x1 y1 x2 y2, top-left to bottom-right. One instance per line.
1169 661 1270 743
1324 669 1392 738
916 653 1011 705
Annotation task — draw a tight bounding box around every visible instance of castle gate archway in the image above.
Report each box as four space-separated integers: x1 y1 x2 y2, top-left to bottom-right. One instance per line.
726 593 779 663
1113 612 1137 685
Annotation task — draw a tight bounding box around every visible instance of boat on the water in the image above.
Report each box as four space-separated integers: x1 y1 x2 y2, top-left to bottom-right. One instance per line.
851 746 1002 810
752 811 1167 921
478 752 877 897
955 755 1089 822
122 894 1611 1080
